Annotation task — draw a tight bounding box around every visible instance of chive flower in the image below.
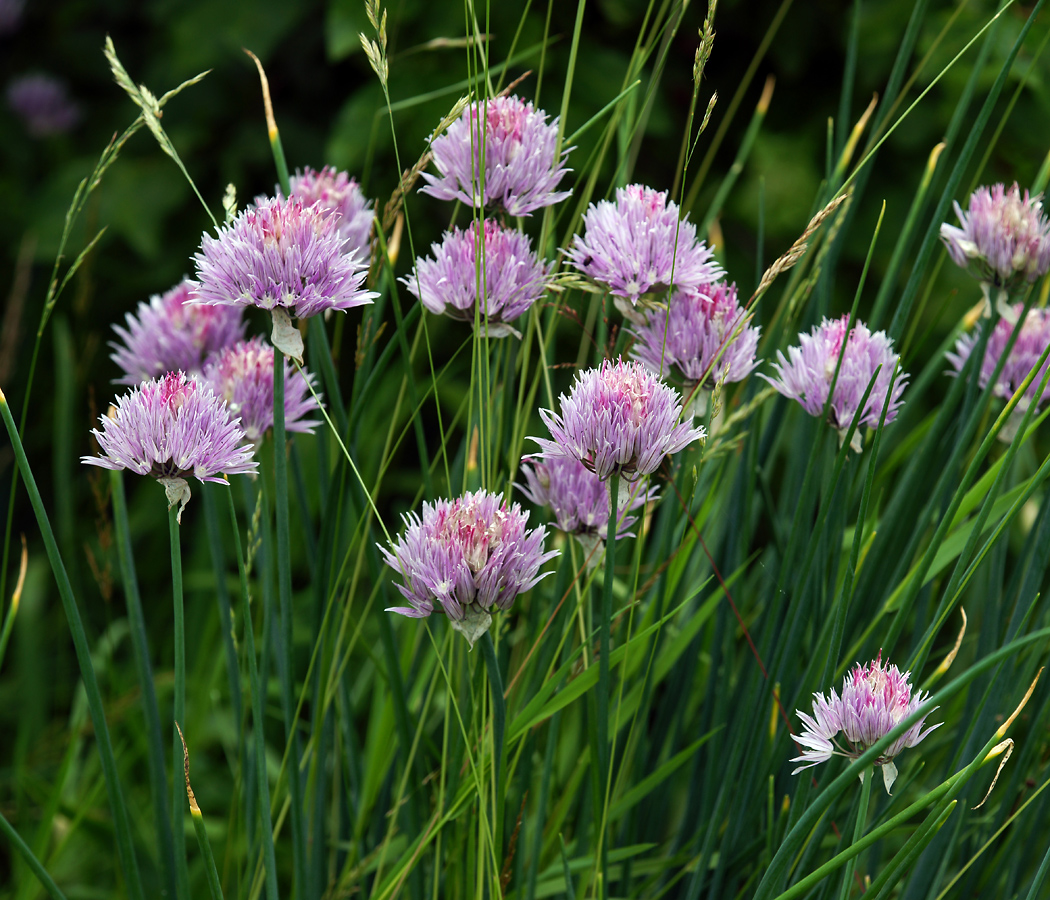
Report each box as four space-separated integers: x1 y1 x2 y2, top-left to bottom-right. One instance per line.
380 489 558 647
791 653 940 794
760 315 907 453
519 455 657 566
940 183 1050 293
532 358 705 481
110 280 246 385
402 219 551 337
630 281 760 418
202 336 320 447
288 165 374 263
566 184 722 305
946 303 1050 440
7 73 80 136
82 371 257 522
421 94 572 217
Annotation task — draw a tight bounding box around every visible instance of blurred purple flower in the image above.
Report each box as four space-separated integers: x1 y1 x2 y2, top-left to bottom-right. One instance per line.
203 336 320 447
792 653 940 794
946 303 1050 439
760 315 907 453
630 281 760 417
402 219 551 337
940 183 1050 291
110 280 246 385
193 195 376 320
519 455 657 566
532 358 705 481
0 0 25 34
7 73 80 137
420 94 572 216
566 184 723 305
288 166 374 263
82 371 257 521
380 489 558 646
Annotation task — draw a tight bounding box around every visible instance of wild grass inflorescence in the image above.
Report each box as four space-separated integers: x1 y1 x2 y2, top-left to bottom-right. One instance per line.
4 3 1050 900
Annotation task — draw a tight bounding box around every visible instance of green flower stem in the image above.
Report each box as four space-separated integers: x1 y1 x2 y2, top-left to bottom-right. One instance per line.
597 472 620 900
169 505 191 900
226 488 279 900
480 631 506 860
273 346 308 900
0 806 68 900
837 765 872 900
110 471 178 900
0 392 144 900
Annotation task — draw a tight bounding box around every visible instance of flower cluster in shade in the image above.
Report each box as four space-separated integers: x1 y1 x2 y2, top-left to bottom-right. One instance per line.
421 95 571 217
630 280 760 394
791 653 940 794
0 0 25 34
532 358 705 481
110 280 247 385
567 184 723 304
403 219 551 337
380 489 558 646
947 304 1050 432
940 183 1050 291
760 315 907 453
288 166 374 263
193 195 377 320
203 336 320 447
519 455 657 564
6 73 80 137
82 371 258 521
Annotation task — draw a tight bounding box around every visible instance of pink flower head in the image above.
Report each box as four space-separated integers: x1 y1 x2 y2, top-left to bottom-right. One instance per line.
7 73 80 136
380 489 559 646
946 303 1050 438
420 94 572 217
82 371 258 521
110 280 247 385
519 454 657 566
760 315 907 453
202 336 320 446
567 184 723 304
288 166 374 263
532 358 705 481
791 653 940 793
402 219 551 337
193 195 377 320
940 183 1050 289
630 281 760 389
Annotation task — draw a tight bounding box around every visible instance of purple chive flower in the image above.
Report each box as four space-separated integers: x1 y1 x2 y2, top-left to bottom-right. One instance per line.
7 73 80 137
110 280 246 385
194 195 377 360
566 184 723 306
946 304 1050 440
532 358 705 481
940 183 1050 292
630 281 760 418
760 315 908 453
288 166 374 263
420 94 572 217
791 653 940 794
380 489 559 647
202 336 320 447
403 219 551 337
519 455 657 566
82 371 257 522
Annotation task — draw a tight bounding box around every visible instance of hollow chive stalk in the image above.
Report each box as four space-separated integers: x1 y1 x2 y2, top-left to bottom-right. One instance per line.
169 505 191 900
